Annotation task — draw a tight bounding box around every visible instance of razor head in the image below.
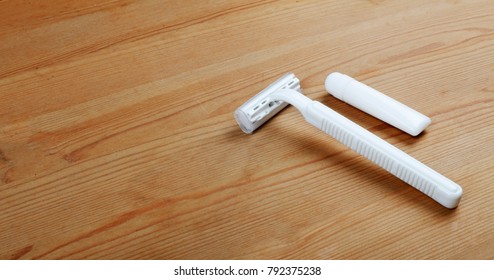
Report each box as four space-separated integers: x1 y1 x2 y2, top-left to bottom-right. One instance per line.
234 73 301 133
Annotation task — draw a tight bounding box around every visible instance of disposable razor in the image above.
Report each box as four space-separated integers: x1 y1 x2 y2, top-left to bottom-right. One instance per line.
234 73 462 208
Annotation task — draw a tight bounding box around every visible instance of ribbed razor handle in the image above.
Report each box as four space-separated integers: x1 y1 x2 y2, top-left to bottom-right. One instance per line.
321 117 436 196
304 101 462 208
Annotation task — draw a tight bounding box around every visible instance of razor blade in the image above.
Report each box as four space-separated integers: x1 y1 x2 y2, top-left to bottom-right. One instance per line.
234 73 301 134
232 73 462 208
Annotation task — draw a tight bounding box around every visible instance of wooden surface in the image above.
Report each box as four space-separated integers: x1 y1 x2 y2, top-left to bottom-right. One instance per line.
0 0 493 260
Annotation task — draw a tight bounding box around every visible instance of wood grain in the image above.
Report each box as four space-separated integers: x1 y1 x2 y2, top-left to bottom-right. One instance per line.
0 0 493 259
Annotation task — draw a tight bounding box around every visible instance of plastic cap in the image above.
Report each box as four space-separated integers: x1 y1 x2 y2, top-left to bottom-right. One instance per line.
325 72 431 136
325 72 352 100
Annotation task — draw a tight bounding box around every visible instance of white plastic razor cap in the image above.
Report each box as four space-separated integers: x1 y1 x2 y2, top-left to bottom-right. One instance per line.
325 72 431 136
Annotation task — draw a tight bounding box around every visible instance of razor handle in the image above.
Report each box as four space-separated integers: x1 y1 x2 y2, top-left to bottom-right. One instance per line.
303 101 462 208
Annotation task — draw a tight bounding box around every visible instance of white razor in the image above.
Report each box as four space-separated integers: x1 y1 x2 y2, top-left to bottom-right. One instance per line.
234 73 462 208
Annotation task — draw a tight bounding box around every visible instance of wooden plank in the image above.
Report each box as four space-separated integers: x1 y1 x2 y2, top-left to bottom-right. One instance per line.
0 0 493 259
